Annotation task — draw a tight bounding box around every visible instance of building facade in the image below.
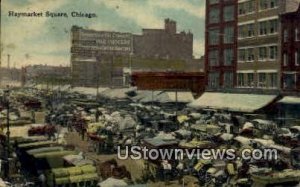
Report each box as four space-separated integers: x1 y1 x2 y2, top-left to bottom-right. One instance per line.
205 0 238 89
71 19 196 87
236 0 300 90
133 19 193 61
205 0 300 91
281 4 300 92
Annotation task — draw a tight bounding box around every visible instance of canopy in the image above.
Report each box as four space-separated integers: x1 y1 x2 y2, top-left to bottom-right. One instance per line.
27 146 64 155
277 96 300 105
155 91 194 103
98 178 127 187
188 92 278 113
33 150 76 158
18 141 56 149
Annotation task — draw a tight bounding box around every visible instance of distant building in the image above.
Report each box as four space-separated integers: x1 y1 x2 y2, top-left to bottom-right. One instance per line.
280 4 300 92
133 19 193 61
70 19 196 87
24 64 70 84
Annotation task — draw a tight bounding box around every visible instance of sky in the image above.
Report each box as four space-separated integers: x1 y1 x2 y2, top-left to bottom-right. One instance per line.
1 0 206 68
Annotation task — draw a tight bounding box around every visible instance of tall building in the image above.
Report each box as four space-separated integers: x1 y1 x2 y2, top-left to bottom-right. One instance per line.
280 4 300 92
205 0 238 89
205 0 300 91
236 0 300 90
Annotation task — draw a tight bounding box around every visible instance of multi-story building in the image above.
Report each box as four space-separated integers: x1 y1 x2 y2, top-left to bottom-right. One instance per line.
71 19 196 87
280 4 300 92
236 0 300 90
205 0 300 91
134 19 193 61
205 0 238 89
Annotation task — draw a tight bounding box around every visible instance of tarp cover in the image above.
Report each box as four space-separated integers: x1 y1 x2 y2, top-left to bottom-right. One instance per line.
277 96 300 105
188 92 277 113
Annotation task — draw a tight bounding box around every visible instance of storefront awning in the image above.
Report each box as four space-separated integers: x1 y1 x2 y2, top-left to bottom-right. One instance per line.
188 92 278 113
277 96 300 105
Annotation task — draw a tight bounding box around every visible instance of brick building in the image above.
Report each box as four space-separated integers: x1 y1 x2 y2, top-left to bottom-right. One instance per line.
71 19 196 87
236 0 300 90
205 0 300 91
281 4 300 92
205 0 238 89
133 19 193 61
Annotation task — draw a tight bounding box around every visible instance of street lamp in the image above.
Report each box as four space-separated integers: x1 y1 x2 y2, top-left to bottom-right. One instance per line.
3 85 10 180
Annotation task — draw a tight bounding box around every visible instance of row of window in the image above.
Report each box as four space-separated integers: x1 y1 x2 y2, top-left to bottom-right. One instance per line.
209 0 233 5
238 19 278 39
208 71 234 88
209 5 235 24
283 50 300 66
238 0 279 16
283 28 300 42
238 46 278 62
208 26 235 45
208 48 234 66
237 72 278 88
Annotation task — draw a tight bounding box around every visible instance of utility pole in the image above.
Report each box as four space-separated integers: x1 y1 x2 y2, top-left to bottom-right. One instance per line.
4 87 10 181
7 54 10 70
175 90 178 116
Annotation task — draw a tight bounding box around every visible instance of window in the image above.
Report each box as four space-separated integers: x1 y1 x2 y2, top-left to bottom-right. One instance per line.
260 0 278 10
238 49 246 62
259 21 268 35
238 25 245 38
238 3 245 15
237 73 244 87
224 49 234 65
224 26 234 44
239 0 255 15
209 8 220 24
239 23 254 39
269 46 278 60
209 72 220 88
209 50 219 66
260 0 268 10
270 73 278 88
269 19 278 34
224 71 233 87
209 0 219 5
247 73 254 87
270 0 278 8
283 73 296 89
283 52 289 66
209 29 220 45
247 24 255 37
224 5 234 22
296 49 300 66
247 48 254 61
259 47 267 61
284 29 288 42
258 73 266 87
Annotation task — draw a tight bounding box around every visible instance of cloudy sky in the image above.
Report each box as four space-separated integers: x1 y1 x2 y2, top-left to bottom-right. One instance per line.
1 0 205 68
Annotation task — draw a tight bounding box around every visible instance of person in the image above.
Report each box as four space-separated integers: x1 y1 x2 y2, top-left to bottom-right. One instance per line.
31 110 36 123
38 171 46 187
95 110 101 122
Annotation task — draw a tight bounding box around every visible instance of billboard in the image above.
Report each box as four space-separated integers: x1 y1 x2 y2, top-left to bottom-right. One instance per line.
71 28 132 56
